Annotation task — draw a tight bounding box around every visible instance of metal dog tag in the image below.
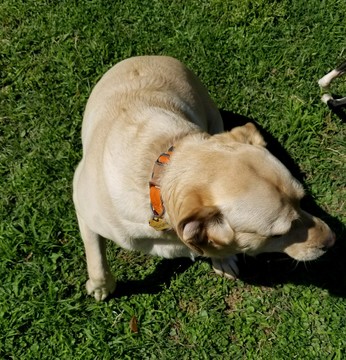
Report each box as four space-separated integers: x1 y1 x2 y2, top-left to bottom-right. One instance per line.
149 217 171 231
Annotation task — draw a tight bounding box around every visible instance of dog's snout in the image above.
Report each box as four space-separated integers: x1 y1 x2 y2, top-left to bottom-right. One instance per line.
321 232 336 252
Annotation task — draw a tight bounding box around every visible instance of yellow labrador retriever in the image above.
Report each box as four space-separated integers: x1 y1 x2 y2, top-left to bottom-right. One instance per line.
73 56 335 301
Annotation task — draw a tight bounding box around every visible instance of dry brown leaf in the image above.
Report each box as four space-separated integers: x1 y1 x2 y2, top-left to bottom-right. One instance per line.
129 316 138 333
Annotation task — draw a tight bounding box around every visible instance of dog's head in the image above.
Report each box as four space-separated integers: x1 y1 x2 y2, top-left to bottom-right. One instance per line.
163 123 335 261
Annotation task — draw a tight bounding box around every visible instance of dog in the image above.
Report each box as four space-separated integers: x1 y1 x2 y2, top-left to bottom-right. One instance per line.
73 56 335 301
318 60 346 106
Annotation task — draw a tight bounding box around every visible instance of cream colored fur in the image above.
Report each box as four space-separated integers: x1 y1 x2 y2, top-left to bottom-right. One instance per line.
73 56 335 301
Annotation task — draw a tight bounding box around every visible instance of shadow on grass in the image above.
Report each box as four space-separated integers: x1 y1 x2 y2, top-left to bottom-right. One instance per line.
111 110 345 300
111 258 193 298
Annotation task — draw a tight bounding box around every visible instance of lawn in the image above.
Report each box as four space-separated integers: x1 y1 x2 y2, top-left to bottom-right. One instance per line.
1 0 346 358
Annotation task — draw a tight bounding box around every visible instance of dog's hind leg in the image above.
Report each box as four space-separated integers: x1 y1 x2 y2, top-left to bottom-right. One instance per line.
318 60 346 89
77 214 116 301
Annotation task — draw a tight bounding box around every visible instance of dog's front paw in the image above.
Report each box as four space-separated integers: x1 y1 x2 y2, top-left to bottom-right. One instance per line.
212 256 239 279
86 275 116 301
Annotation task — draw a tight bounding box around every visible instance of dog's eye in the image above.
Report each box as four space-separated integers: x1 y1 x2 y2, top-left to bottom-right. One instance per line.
271 234 283 239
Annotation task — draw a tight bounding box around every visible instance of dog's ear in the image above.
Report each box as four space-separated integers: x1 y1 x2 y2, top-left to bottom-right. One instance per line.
229 122 266 146
177 206 235 255
214 122 266 147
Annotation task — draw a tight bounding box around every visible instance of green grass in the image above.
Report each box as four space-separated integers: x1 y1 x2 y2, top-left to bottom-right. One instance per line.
1 0 346 358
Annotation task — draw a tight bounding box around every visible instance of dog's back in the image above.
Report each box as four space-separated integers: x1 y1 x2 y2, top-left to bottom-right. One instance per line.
81 56 222 149
73 56 222 243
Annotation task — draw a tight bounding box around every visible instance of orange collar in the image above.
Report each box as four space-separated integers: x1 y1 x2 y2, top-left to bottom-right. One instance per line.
149 146 174 231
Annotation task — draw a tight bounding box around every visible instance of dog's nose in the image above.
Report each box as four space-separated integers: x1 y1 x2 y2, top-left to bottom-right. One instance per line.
321 232 336 252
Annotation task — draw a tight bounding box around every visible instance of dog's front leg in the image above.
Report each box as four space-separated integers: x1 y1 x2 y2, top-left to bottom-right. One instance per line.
318 60 346 89
321 94 346 107
211 256 239 279
318 60 346 107
77 215 116 301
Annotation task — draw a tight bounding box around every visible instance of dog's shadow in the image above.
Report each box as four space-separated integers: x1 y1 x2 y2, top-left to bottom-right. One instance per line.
112 111 346 300
112 258 193 298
